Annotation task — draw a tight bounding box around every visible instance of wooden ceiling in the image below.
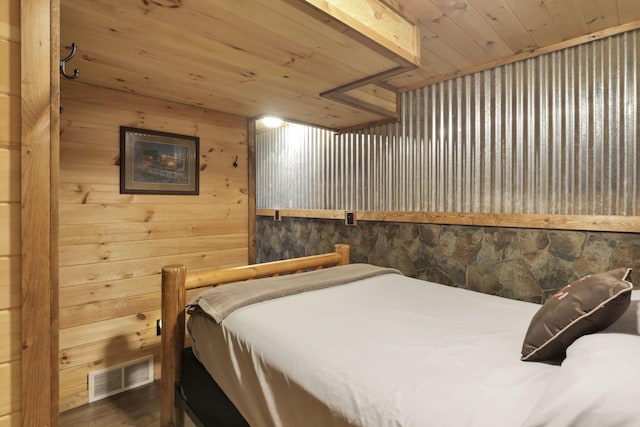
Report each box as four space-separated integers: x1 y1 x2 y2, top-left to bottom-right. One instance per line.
61 0 640 130
387 0 640 89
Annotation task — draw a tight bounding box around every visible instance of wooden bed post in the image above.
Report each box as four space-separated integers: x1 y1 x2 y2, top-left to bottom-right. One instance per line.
161 264 187 427
335 244 350 265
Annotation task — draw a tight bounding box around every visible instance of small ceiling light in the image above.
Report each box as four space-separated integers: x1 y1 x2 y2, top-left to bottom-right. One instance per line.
262 116 283 128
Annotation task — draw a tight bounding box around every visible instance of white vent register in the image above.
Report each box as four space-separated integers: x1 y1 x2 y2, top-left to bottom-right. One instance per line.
88 356 154 402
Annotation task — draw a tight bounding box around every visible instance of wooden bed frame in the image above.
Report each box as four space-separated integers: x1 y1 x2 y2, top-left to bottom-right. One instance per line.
160 244 350 427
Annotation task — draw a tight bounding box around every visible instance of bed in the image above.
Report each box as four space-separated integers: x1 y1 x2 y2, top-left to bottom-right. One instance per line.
160 244 640 427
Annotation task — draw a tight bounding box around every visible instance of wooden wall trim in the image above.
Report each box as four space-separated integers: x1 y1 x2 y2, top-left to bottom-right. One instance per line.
248 119 256 264
50 0 61 421
256 209 640 233
257 208 346 221
21 0 59 425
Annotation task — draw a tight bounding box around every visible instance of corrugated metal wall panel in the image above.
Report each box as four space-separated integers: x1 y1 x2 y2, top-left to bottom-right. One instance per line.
256 30 640 216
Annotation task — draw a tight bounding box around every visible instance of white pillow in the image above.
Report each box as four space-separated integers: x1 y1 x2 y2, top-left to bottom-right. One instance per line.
604 290 640 334
522 332 640 427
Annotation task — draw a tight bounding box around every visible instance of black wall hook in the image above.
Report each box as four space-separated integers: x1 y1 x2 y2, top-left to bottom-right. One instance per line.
232 156 238 168
60 43 80 80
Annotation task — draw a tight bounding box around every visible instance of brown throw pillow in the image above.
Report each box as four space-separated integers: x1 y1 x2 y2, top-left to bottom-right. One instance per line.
521 268 633 362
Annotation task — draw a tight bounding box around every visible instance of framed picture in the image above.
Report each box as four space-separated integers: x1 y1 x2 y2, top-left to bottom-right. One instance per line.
120 126 199 195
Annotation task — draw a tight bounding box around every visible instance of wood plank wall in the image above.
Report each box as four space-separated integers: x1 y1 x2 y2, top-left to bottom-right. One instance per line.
0 0 22 425
58 82 249 411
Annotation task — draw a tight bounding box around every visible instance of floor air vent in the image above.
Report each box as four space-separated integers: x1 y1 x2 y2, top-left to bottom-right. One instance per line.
88 356 154 402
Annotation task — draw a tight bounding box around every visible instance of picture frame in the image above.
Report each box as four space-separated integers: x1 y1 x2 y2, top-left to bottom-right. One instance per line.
120 126 199 195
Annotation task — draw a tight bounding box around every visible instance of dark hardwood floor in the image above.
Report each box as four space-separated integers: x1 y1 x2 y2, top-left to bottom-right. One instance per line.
60 380 196 427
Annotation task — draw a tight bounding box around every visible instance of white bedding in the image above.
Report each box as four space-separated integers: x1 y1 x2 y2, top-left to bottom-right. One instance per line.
187 272 640 427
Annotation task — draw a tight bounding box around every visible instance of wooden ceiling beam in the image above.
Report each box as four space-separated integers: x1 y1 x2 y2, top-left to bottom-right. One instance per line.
297 0 420 67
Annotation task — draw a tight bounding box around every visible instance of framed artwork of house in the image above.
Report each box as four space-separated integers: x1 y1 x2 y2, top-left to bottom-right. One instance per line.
120 126 199 195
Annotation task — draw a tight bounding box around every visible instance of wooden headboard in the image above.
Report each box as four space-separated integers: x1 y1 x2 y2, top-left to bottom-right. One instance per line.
160 244 350 426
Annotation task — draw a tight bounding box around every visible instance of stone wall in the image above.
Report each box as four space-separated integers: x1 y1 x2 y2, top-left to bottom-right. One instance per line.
256 217 640 303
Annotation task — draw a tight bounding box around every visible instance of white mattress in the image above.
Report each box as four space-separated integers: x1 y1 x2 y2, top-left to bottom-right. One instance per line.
188 273 563 426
